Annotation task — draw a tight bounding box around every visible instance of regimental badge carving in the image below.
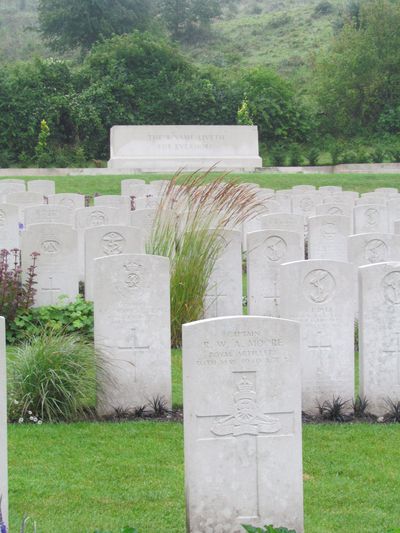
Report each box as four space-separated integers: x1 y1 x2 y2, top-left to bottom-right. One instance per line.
365 239 388 264
60 198 75 208
303 269 336 303
41 239 61 254
321 222 337 240
299 197 314 212
0 209 5 227
383 271 400 304
365 208 379 226
210 377 281 437
265 236 287 261
328 206 344 216
123 260 143 289
89 210 106 226
101 232 125 255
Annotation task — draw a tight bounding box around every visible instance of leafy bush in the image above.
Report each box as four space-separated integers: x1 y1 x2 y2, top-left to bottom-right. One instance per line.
0 249 38 325
383 398 400 423
371 146 386 163
289 144 303 166
317 396 349 422
8 329 99 422
7 296 93 344
307 147 320 166
270 145 287 166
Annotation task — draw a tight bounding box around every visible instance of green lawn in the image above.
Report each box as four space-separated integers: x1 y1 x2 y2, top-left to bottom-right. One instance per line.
3 172 400 195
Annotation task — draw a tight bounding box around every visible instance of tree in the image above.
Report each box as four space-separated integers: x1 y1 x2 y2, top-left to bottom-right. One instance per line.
157 0 221 43
314 0 400 136
37 0 154 53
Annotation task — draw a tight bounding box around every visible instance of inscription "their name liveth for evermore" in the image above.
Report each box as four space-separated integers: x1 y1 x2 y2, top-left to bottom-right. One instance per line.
196 330 289 367
147 134 226 153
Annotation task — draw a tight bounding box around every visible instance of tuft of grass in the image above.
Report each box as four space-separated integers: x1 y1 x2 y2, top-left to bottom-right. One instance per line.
317 396 350 422
383 398 400 423
8 328 99 423
147 169 262 347
352 395 370 419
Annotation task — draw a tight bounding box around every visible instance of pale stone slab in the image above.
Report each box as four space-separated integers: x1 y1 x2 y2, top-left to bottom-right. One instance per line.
94 254 171 415
308 215 351 261
388 199 400 232
94 195 131 209
375 187 398 196
328 191 359 205
359 262 400 415
135 195 161 210
292 185 316 193
348 233 400 267
48 193 85 210
247 230 304 317
85 225 145 301
273 191 292 213
0 181 25 195
27 180 55 195
353 204 388 234
260 213 305 236
0 317 7 527
204 230 243 318
183 316 303 533
0 204 19 250
24 205 73 227
21 224 79 306
108 125 262 171
120 180 149 198
5 191 44 206
130 209 158 243
291 193 320 218
395 221 400 234
316 202 353 218
75 206 128 281
280 260 356 413
149 180 170 195
355 196 386 206
319 186 342 193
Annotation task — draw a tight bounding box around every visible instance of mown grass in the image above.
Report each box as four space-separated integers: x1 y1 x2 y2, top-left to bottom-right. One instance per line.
4 172 400 196
7 421 400 532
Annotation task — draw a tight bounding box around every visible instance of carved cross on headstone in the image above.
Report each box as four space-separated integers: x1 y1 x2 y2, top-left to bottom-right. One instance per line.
263 277 280 317
308 330 332 374
42 276 61 305
383 332 400 385
117 328 150 382
196 372 294 523
205 284 227 316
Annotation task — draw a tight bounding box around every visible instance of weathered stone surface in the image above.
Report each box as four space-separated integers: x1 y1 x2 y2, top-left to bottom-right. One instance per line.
260 213 305 235
308 215 351 261
94 254 171 415
183 315 303 533
85 225 144 300
108 125 263 170
247 229 304 317
348 233 400 267
24 205 73 227
0 317 7 526
5 191 44 206
0 204 19 250
48 193 85 210
21 223 79 306
27 180 55 195
359 262 400 415
204 230 243 318
353 205 388 234
280 260 356 413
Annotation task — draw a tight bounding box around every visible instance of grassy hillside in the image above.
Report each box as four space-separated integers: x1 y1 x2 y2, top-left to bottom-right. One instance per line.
1 0 341 81
188 0 341 79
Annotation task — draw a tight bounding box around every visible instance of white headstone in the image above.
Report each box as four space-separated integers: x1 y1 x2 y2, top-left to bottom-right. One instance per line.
121 180 149 198
260 213 305 236
247 229 304 317
291 193 320 218
94 254 171 415
84 225 145 301
48 193 85 210
108 125 262 171
355 196 386 206
24 205 73 227
27 180 55 195
359 262 400 415
353 205 388 234
280 260 356 413
0 317 7 527
0 181 25 196
5 191 44 206
135 196 161 211
348 233 400 267
319 186 342 193
387 198 400 232
183 316 304 533
395 221 400 234
75 206 127 280
292 185 316 193
21 224 79 306
204 230 242 318
94 195 131 210
308 215 351 261
316 202 353 218
375 187 398 196
0 204 19 250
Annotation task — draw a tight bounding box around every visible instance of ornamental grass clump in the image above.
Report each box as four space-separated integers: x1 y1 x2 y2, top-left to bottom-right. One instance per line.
147 170 262 347
9 328 100 423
